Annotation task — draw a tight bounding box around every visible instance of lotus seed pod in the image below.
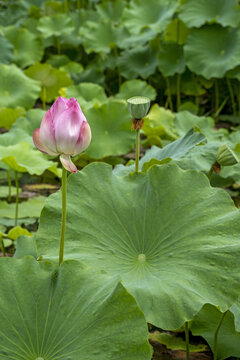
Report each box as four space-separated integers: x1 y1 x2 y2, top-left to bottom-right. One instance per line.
127 96 150 119
216 144 239 166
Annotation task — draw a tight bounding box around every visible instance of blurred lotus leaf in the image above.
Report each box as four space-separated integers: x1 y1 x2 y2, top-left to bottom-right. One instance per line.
116 80 157 101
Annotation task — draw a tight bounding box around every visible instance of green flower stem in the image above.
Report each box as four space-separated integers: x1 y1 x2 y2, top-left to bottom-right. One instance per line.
213 311 227 360
185 321 190 360
166 77 173 112
59 167 67 265
215 79 219 120
14 171 19 227
226 78 237 119
7 170 11 202
176 74 181 109
135 129 140 173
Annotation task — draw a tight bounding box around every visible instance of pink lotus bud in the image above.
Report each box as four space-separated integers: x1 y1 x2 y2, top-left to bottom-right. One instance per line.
33 97 91 173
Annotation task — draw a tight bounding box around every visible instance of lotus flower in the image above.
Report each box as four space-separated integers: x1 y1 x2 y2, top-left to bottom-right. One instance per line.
33 97 91 173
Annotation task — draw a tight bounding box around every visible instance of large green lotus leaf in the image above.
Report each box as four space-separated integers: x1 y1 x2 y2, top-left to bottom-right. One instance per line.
179 0 240 28
184 25 240 79
0 64 41 109
84 101 135 158
80 19 126 54
117 27 157 49
0 196 45 219
122 0 178 35
0 186 21 198
0 142 57 175
118 39 159 79
0 107 26 130
0 257 151 360
24 62 73 102
0 36 13 64
4 27 43 68
37 13 75 38
226 65 240 81
191 304 240 360
36 162 240 329
64 82 107 109
164 18 190 45
96 0 126 24
158 43 185 76
116 80 157 101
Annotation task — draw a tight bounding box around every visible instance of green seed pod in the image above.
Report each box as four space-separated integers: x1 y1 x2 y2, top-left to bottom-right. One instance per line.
216 144 239 166
127 96 150 120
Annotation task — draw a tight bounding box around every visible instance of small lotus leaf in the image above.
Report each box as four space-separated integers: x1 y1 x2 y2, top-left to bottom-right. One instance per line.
0 107 26 130
122 0 178 34
96 0 126 24
36 163 240 329
0 64 41 109
116 80 157 101
8 226 32 241
65 82 107 108
191 304 240 359
0 36 14 64
0 196 46 219
37 13 75 37
158 43 185 76
0 257 151 359
164 18 190 45
84 101 135 158
24 62 73 102
184 25 240 79
4 27 43 68
179 0 240 28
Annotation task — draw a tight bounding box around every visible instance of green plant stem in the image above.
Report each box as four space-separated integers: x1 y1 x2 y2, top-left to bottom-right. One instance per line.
213 311 227 360
14 171 19 227
166 77 173 111
135 129 140 173
59 167 67 265
7 170 11 202
185 322 190 360
42 86 47 109
226 78 237 119
215 79 219 120
176 74 181 109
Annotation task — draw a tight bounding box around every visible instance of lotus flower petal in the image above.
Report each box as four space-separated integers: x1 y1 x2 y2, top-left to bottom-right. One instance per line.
33 129 58 156
73 122 92 156
55 101 85 155
39 109 57 153
60 154 78 173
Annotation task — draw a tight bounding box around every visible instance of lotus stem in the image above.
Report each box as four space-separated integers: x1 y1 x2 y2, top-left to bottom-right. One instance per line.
166 77 173 112
135 129 140 173
14 171 19 227
7 170 11 202
226 78 237 120
215 80 219 120
185 321 190 360
213 311 227 360
177 74 181 109
59 167 67 265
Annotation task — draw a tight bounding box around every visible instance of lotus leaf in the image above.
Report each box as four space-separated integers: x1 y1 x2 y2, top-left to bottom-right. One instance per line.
118 40 159 79
184 25 240 79
122 0 178 35
24 62 73 103
64 82 107 109
0 36 14 64
164 18 190 45
4 27 43 68
117 28 157 49
84 101 135 158
8 226 32 241
0 107 26 130
191 304 240 359
0 142 57 175
37 14 75 38
0 186 21 198
0 196 46 219
116 80 157 101
0 257 151 360
179 0 240 28
96 0 126 24
36 163 240 329
0 64 41 109
80 19 126 54
158 43 185 76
